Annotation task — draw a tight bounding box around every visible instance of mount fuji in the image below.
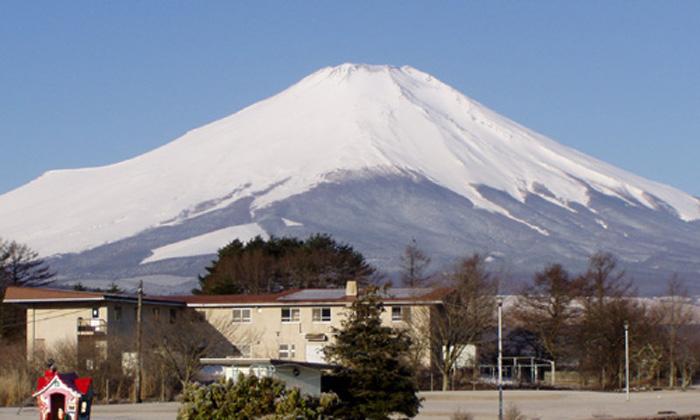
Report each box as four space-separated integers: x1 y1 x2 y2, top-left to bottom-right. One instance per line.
1 64 699 294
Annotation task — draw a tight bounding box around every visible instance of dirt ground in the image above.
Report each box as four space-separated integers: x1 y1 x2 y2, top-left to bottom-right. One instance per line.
1 390 698 419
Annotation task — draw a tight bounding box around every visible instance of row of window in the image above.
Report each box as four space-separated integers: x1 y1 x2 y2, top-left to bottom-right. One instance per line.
108 305 406 324
231 306 408 323
232 343 296 359
232 307 332 323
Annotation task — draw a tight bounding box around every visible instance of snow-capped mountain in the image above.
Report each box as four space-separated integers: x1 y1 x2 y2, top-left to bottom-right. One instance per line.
1 64 699 294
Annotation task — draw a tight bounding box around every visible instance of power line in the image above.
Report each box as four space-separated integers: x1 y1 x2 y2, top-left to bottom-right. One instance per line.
1 308 88 329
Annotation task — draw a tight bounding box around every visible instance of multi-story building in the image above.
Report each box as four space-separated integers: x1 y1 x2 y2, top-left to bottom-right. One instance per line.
3 281 449 370
3 286 186 368
185 281 449 364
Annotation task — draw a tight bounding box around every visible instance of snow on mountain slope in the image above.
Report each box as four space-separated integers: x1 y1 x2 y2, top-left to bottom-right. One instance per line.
141 223 268 264
0 63 698 258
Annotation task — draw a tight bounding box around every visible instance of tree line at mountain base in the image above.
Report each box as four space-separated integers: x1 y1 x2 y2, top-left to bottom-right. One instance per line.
1 233 699 413
409 251 699 392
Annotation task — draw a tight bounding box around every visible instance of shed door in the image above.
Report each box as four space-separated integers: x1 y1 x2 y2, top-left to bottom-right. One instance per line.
50 393 65 420
305 343 326 363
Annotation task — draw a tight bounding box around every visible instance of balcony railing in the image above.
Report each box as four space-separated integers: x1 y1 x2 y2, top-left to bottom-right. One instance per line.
77 318 107 335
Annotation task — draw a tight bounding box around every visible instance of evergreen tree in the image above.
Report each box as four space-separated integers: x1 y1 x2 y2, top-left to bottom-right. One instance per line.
72 282 88 291
106 281 122 293
1 238 55 340
195 234 375 294
324 286 421 419
0 238 55 287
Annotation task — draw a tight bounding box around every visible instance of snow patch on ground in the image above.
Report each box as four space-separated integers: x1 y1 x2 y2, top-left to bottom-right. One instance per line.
141 224 268 264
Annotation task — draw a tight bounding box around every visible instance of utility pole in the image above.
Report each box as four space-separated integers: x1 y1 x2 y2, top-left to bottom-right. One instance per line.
497 296 503 420
624 320 630 402
135 280 143 403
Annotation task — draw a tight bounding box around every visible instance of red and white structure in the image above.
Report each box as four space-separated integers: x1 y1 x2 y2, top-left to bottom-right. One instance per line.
33 369 93 420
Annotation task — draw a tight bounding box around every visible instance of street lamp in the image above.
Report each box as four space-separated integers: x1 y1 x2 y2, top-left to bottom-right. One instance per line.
624 320 630 401
497 296 504 420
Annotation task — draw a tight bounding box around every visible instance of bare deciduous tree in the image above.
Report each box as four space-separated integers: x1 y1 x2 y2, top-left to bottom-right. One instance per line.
144 310 258 388
511 264 581 364
656 276 695 388
400 238 431 287
575 252 656 390
423 254 497 390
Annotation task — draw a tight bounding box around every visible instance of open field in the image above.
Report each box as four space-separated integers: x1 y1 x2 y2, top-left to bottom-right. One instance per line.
417 389 700 419
1 390 699 419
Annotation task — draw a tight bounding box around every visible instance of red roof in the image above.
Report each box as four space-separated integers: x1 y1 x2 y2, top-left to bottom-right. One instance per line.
5 285 452 307
3 286 185 305
6 287 104 301
35 370 92 396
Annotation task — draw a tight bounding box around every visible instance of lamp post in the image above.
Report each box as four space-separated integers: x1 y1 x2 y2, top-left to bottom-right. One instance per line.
135 280 143 403
497 296 504 420
624 321 630 401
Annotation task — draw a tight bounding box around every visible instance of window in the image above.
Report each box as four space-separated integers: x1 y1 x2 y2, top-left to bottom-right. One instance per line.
114 306 122 321
169 308 177 324
281 308 300 323
152 307 160 321
312 307 331 322
92 307 99 319
392 306 409 322
278 344 296 359
232 308 252 323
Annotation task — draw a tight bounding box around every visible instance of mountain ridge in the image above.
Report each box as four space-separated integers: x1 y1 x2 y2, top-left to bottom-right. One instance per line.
1 63 698 294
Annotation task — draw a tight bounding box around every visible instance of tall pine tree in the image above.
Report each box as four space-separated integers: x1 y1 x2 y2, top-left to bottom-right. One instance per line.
195 234 374 294
324 286 421 419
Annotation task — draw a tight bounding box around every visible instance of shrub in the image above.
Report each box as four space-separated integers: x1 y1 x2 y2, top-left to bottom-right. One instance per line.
177 374 337 420
451 411 474 420
505 403 527 420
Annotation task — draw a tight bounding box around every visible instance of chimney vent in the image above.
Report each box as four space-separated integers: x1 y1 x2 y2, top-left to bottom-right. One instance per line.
345 280 357 297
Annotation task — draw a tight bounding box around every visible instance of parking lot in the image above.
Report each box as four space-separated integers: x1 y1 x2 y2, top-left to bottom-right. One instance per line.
2 389 699 419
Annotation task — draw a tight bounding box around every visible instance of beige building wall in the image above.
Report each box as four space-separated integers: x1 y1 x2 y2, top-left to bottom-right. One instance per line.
198 302 433 365
19 296 435 367
25 301 185 361
26 304 102 359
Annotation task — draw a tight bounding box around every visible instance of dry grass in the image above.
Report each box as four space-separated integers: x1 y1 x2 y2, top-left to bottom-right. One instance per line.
451 411 475 420
0 343 35 406
0 368 33 406
505 403 528 420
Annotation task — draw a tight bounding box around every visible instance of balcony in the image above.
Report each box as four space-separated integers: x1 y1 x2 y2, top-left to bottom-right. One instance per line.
77 318 107 335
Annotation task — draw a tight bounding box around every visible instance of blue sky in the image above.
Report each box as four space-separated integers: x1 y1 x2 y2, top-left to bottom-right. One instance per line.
1 1 698 196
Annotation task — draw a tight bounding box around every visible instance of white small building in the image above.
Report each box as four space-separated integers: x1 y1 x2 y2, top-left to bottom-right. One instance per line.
200 357 333 396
